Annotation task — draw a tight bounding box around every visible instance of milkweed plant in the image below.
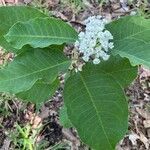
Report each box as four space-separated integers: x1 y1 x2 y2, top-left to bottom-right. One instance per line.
0 6 150 150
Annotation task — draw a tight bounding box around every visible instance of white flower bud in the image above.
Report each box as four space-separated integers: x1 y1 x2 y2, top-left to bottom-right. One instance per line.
82 55 89 62
102 54 110 61
108 42 114 49
93 58 100 64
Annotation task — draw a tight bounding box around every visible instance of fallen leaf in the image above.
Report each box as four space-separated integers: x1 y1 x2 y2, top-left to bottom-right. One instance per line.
139 132 150 149
128 133 139 146
143 120 150 129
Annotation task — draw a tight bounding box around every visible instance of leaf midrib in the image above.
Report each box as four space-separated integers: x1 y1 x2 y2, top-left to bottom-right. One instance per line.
6 35 76 41
79 73 113 149
0 61 69 83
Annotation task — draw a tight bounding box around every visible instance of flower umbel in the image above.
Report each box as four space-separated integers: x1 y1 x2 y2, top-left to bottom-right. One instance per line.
75 16 114 64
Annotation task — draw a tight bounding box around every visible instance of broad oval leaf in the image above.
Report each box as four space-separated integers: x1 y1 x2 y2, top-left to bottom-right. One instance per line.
0 48 70 94
5 17 78 49
0 6 46 52
17 79 59 105
64 56 137 150
107 16 150 68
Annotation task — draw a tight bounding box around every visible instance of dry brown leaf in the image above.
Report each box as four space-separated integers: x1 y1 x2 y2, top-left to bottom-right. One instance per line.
32 115 42 129
147 129 150 138
139 132 150 149
62 128 80 147
47 0 59 7
136 108 150 119
140 67 150 78
128 133 140 146
143 120 150 129
51 11 68 20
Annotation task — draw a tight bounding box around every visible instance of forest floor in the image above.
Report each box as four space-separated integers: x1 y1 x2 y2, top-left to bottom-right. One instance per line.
0 0 150 150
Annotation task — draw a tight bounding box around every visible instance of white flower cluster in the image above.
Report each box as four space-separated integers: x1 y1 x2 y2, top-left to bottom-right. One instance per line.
75 16 114 64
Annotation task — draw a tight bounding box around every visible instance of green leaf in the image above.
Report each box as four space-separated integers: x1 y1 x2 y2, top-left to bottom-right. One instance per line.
59 105 73 128
0 48 70 94
64 56 137 150
5 17 78 49
17 79 59 104
0 6 46 52
107 16 150 68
